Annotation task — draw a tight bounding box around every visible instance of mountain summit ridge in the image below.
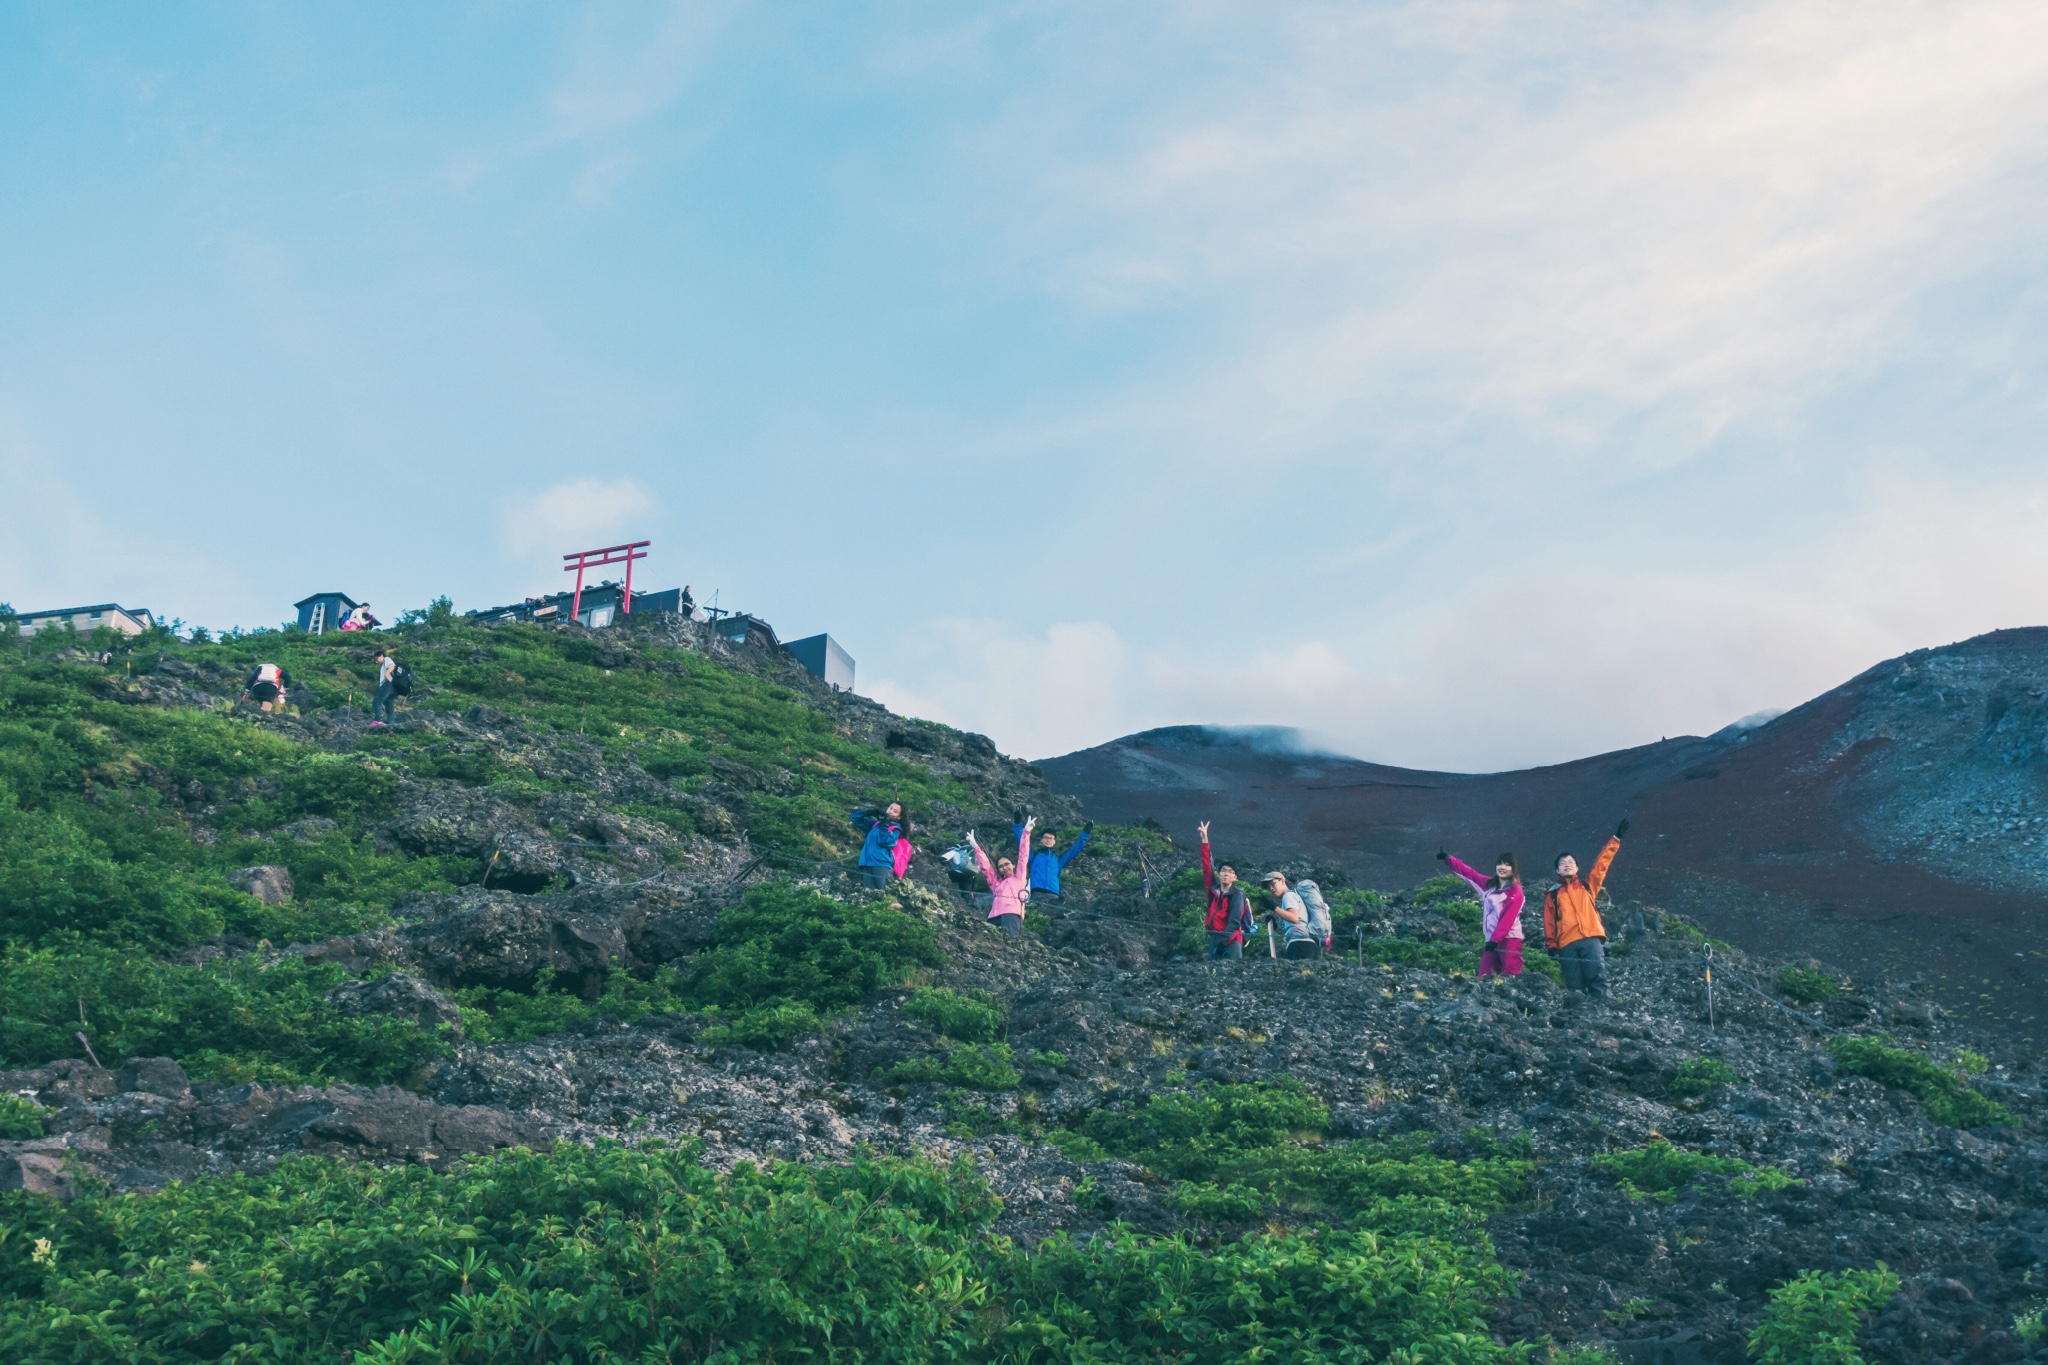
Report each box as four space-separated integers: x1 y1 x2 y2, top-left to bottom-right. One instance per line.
1039 626 2048 1034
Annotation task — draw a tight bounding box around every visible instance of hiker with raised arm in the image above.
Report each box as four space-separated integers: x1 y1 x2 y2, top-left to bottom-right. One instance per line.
1438 847 1525 977
1544 819 1629 996
1199 821 1254 958
969 817 1034 935
1015 808 1092 901
851 801 907 891
1262 871 1321 960
242 662 294 714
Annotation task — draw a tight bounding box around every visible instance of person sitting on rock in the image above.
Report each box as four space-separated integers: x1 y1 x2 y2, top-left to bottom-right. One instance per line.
1200 821 1254 958
1014 809 1092 900
850 802 907 891
242 662 294 714
969 817 1034 935
1438 847 1525 977
1543 819 1628 996
1263 871 1321 960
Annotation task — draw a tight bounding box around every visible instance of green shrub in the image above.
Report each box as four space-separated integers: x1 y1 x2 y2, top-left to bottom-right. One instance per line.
1071 1081 1531 1222
452 964 691 1045
685 881 942 1032
0 1095 43 1140
1670 1057 1740 1098
699 1001 824 1046
1829 1036 2012 1127
1748 1265 1899 1365
1593 1141 1794 1201
901 986 1004 1042
883 1042 1021 1091
1777 966 1843 1005
0 945 451 1085
0 1140 1532 1364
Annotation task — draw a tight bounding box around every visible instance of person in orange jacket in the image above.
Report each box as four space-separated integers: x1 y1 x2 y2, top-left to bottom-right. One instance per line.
1543 818 1629 996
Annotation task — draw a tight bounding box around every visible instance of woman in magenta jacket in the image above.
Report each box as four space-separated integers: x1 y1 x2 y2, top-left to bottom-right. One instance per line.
1438 848 1525 976
968 817 1034 935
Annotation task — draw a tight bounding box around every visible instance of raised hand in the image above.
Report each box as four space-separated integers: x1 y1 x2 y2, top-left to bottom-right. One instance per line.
967 830 981 848
1615 818 1631 840
1198 821 1211 843
1436 848 1448 862
1024 815 1038 834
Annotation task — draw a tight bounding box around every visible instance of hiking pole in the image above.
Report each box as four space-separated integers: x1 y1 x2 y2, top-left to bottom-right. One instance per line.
1268 916 1278 958
1705 946 1715 1030
1355 925 1363 968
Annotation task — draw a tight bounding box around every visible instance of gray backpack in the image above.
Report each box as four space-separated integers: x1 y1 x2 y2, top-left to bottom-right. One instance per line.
1296 879 1332 941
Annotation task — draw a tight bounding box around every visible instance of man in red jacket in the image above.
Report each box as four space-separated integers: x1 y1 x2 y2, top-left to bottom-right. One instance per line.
1199 822 1254 959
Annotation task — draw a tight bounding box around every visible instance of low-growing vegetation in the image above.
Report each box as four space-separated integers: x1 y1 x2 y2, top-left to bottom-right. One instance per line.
1777 965 1844 1006
1670 1057 1741 1099
0 1140 1537 1364
901 985 1005 1042
1747 1265 1900 1365
1054 1080 1534 1224
1594 1140 1799 1202
1829 1035 2012 1128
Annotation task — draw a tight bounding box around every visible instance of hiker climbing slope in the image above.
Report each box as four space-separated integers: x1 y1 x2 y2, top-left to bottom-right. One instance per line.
1015 810 1091 900
969 818 1033 936
242 662 294 714
1544 819 1628 996
371 649 397 726
1439 847 1525 977
1199 821 1254 959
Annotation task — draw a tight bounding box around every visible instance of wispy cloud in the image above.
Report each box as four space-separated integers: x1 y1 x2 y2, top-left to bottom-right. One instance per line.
970 0 2048 466
502 478 656 590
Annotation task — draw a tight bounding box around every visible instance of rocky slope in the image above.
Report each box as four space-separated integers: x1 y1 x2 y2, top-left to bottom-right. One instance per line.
1038 628 2048 1037
3 613 2044 1364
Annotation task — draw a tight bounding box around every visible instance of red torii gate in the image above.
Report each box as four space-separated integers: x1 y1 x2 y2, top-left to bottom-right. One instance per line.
564 540 649 624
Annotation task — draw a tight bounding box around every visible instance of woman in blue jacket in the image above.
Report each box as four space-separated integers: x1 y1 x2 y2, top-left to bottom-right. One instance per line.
851 802 906 890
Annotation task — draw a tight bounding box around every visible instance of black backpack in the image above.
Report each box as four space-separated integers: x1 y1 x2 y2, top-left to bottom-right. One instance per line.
390 662 416 697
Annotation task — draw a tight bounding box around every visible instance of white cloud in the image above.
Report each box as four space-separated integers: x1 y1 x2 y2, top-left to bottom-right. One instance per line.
973 0 2048 466
866 464 2048 771
546 2 730 145
501 478 657 591
0 416 241 629
866 620 1132 760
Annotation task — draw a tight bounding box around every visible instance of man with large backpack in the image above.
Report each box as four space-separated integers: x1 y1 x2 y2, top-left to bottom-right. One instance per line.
1544 819 1629 996
1262 871 1322 960
1198 821 1254 958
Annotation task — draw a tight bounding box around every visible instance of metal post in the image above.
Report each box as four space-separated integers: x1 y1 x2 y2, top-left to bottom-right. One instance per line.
623 545 634 613
571 556 587 624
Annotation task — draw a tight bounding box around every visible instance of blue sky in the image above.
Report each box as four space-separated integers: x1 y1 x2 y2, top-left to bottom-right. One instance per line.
6 2 2048 770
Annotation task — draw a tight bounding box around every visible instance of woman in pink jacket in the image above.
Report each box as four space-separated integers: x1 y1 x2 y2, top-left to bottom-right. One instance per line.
1437 848 1525 977
968 817 1034 935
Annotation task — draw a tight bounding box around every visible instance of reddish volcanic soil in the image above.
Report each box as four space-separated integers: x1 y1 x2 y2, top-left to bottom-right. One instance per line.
1038 628 2048 1037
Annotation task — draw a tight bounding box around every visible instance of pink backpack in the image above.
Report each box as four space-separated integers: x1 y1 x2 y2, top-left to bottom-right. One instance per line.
892 836 915 879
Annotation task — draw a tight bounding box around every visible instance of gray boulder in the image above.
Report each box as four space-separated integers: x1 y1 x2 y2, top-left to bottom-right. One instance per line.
325 974 464 1031
229 865 294 905
116 1057 191 1098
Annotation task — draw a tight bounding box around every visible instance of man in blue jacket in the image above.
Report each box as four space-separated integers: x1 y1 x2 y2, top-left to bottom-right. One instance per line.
850 802 904 890
1014 810 1092 900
